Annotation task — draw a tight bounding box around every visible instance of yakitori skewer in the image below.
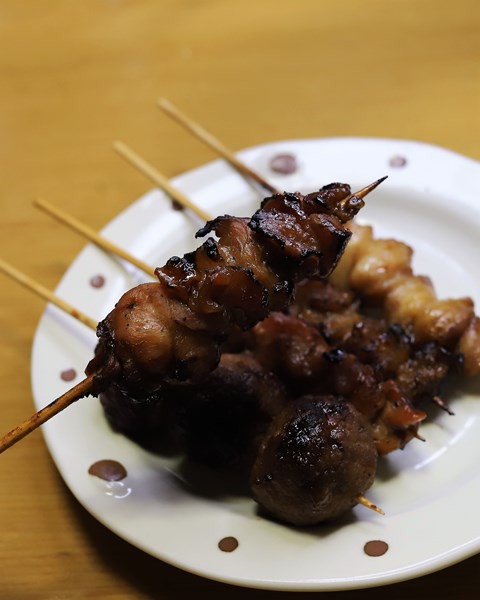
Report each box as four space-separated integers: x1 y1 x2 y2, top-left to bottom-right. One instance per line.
0 199 387 519
158 98 279 195
113 141 213 222
34 198 154 278
0 258 97 330
0 179 382 453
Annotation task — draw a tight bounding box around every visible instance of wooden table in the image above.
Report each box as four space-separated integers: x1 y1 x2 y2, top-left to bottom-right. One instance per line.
1 1 479 597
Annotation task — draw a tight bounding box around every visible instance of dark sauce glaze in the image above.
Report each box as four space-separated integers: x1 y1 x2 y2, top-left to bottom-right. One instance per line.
88 459 127 482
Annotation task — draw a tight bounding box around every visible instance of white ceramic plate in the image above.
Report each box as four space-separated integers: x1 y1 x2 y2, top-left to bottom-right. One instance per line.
31 138 480 591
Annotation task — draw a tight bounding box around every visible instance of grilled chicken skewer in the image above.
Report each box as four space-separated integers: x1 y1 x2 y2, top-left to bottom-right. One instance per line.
331 223 480 375
0 179 381 455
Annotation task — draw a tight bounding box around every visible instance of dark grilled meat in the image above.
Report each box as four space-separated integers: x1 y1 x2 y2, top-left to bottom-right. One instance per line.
250 396 377 526
249 311 426 454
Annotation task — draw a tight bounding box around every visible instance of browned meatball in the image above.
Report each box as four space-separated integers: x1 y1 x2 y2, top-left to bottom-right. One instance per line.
250 396 377 526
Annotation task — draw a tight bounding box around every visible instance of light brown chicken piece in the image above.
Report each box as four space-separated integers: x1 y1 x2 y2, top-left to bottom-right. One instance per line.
331 223 480 375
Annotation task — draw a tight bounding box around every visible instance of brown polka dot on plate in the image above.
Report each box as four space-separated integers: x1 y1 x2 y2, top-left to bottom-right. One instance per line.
364 540 389 557
88 460 128 482
269 153 298 174
60 368 77 382
389 155 407 168
218 536 239 552
90 274 106 288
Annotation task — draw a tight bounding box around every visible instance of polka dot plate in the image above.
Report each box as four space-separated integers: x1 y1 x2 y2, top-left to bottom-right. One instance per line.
31 138 480 590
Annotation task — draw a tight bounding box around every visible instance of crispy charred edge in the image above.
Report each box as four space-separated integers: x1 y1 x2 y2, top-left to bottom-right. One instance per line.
251 192 352 279
156 246 283 331
321 335 462 453
259 184 356 220
195 215 235 239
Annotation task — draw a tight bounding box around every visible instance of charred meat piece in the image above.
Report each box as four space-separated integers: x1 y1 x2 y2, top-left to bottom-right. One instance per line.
250 312 330 383
322 349 426 454
396 342 462 406
289 279 360 344
98 383 183 453
341 319 412 379
250 396 377 526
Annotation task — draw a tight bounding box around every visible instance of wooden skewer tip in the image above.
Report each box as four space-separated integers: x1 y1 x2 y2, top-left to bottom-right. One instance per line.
356 175 388 199
432 395 455 416
357 494 385 515
339 176 388 212
413 431 427 442
158 96 173 110
349 175 388 201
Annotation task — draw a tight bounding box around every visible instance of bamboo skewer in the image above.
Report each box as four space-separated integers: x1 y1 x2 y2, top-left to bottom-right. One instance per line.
0 258 97 330
432 395 455 415
158 98 280 195
34 198 154 278
113 140 213 222
340 175 388 207
356 495 385 515
0 376 95 454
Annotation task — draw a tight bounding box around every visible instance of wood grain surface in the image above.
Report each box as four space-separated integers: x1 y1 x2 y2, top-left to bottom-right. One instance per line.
1 1 479 598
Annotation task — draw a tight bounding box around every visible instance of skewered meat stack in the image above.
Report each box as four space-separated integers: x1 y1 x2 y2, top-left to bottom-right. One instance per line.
1 101 478 533
86 179 392 525
86 182 370 398
4 175 476 527
1 179 392 526
90 181 476 526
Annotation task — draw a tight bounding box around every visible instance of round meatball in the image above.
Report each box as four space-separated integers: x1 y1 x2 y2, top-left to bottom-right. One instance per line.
250 395 377 525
